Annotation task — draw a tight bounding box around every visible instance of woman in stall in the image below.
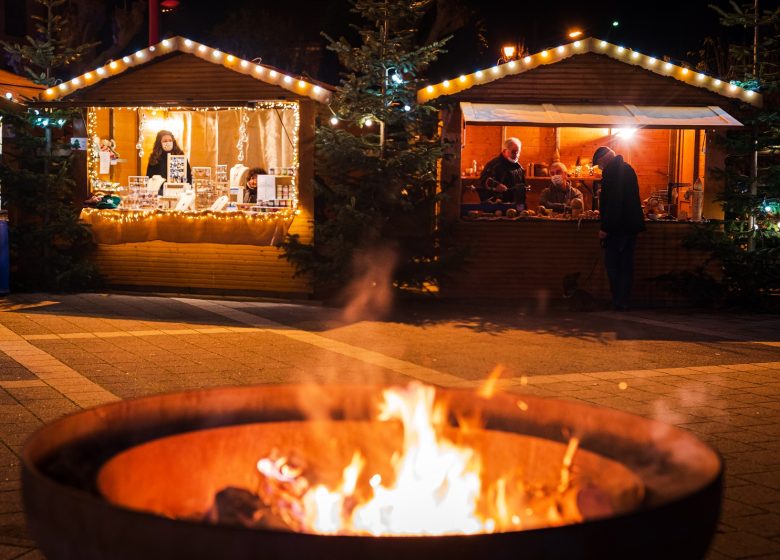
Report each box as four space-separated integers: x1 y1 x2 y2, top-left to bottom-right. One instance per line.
146 130 192 194
243 167 267 204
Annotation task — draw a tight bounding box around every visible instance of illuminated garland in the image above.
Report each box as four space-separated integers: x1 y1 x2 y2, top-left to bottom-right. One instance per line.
86 108 99 188
417 37 762 106
86 101 301 212
82 207 298 223
40 36 332 105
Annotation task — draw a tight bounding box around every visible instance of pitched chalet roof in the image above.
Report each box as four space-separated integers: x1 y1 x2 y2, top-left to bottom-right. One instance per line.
36 36 333 106
418 37 761 109
0 68 45 103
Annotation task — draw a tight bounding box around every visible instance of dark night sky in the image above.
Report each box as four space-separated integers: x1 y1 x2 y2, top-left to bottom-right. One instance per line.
148 0 743 83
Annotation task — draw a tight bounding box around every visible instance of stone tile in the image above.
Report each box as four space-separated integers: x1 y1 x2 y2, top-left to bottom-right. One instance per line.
0 544 30 560
710 531 780 558
726 512 780 538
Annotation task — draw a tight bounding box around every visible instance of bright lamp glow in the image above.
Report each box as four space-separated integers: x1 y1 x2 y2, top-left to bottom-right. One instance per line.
615 128 637 139
330 116 338 125
568 30 583 38
502 45 516 59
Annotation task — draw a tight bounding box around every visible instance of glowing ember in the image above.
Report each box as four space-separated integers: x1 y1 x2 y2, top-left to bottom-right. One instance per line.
250 382 588 536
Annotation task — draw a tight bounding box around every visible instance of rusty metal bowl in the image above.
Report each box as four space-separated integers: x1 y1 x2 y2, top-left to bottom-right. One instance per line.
22 384 722 560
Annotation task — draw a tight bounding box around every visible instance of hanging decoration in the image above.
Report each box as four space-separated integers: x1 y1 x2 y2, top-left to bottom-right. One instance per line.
236 108 250 162
136 111 146 159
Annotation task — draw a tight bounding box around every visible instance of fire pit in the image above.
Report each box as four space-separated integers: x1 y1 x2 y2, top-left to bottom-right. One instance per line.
22 384 722 560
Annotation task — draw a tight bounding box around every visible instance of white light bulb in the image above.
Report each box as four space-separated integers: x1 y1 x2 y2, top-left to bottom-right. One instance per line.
697 73 705 81
713 79 721 86
46 88 53 95
298 80 306 87
84 72 93 79
747 90 755 97
58 83 68 91
617 46 625 53
476 70 483 78
313 85 322 94
557 45 565 53
240 60 248 68
600 41 607 48
283 75 292 83
269 70 277 78
184 39 193 47
330 116 338 125
198 45 207 52
404 105 411 111
364 118 373 127
459 75 467 82
255 65 264 73
508 60 516 69
426 85 434 92
122 56 130 63
162 39 170 47
664 62 673 70
729 83 737 91
631 51 639 59
573 41 581 48
541 50 548 57
227 55 235 62
97 67 106 75
4 92 12 100
524 56 531 64
491 66 500 74
682 68 689 75
135 50 145 58
72 77 80 85
149 46 155 52
213 50 222 58
443 80 450 87
647 57 656 65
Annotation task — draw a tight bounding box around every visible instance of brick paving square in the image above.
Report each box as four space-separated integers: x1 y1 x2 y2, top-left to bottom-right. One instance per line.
1 294 779 558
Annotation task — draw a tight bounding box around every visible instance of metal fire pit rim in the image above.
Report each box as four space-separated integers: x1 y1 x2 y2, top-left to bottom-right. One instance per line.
21 383 724 560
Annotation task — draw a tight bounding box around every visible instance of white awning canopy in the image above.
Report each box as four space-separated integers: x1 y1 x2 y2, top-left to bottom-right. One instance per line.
460 102 743 128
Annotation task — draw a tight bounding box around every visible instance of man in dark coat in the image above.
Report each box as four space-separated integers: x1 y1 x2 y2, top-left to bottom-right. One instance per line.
593 146 646 311
477 137 527 208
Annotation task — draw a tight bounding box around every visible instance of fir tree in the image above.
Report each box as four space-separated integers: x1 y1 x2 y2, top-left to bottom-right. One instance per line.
701 1 780 308
280 0 452 299
0 0 102 290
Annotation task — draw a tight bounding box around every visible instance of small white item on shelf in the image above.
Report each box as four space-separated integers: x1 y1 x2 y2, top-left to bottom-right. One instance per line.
210 195 229 212
164 182 186 198
229 164 249 188
256 174 276 202
147 175 165 194
174 190 196 212
167 154 188 184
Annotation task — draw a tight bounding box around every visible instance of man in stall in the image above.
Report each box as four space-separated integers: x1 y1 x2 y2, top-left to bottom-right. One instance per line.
476 137 528 209
592 146 645 311
540 162 584 213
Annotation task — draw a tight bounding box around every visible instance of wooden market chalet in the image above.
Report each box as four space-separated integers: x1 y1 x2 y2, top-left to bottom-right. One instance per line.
420 37 762 304
32 36 333 297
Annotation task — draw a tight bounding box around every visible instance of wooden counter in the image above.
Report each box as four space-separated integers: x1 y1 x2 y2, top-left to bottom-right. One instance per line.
441 220 716 305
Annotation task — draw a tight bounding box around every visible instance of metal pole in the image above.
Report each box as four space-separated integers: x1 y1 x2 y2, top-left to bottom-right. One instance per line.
749 0 759 250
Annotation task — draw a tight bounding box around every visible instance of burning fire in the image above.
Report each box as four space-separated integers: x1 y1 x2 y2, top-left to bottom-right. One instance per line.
248 382 588 536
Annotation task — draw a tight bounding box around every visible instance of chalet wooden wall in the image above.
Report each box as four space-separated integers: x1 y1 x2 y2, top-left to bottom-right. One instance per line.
441 221 714 305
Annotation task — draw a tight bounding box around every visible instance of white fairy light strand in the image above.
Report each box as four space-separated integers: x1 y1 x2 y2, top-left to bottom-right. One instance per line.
417 37 761 106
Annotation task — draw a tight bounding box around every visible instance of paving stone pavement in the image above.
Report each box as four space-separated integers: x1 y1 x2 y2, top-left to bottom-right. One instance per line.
0 293 778 559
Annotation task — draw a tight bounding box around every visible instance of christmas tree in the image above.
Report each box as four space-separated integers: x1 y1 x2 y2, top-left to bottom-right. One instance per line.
1 0 101 290
280 0 453 300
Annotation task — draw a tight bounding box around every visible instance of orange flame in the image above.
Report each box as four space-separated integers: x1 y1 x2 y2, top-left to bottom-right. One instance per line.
255 382 586 536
